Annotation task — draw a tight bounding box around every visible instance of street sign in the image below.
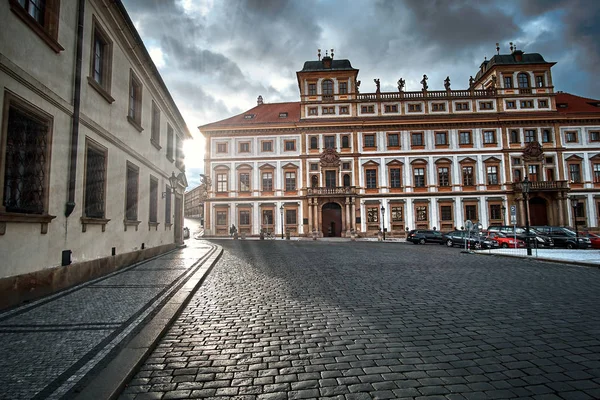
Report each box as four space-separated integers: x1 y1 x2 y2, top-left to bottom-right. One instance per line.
465 220 473 231
510 205 517 224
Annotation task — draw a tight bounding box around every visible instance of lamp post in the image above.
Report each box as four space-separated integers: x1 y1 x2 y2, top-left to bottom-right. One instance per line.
522 176 532 256
280 204 284 239
571 197 579 249
501 204 507 225
381 205 386 240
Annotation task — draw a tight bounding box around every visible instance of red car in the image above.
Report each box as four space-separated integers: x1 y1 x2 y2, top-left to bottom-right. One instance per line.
579 232 600 249
486 232 526 248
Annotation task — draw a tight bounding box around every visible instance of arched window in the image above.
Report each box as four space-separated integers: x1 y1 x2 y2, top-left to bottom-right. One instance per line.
310 136 318 149
311 175 319 188
322 79 333 96
343 174 351 187
517 73 530 88
341 135 349 148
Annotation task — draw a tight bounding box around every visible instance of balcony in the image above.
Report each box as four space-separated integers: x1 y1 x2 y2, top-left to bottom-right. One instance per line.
512 180 569 192
307 186 357 196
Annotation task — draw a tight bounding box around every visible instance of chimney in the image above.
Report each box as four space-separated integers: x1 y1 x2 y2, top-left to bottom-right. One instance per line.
513 49 524 62
322 49 332 69
257 95 263 105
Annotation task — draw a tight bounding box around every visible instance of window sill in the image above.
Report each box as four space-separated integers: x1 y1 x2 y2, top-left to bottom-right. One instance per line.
362 146 377 151
411 145 425 150
148 221 160 231
166 156 174 163
151 139 162 150
459 144 473 148
0 212 56 235
438 186 452 192
413 187 428 192
435 144 450 149
164 223 172 230
87 77 115 103
487 185 501 190
387 146 401 151
123 219 141 231
127 116 144 132
216 192 229 197
483 143 498 147
10 0 64 53
81 216 110 232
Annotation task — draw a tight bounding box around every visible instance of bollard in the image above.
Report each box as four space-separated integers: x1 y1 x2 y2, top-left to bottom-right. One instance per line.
312 229 318 240
260 231 264 240
233 232 238 240
241 232 246 240
286 231 290 240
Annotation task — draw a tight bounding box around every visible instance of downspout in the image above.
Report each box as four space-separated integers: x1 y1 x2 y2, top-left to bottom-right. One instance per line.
65 0 86 217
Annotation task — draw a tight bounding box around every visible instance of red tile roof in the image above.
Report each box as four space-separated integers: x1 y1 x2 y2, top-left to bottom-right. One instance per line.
555 93 600 114
199 102 300 131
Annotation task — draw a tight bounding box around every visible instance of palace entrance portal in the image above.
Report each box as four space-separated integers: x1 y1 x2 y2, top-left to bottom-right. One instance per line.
322 202 342 237
529 197 548 226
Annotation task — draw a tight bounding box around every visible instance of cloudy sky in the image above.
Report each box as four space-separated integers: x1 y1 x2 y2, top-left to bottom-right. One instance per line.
121 0 600 188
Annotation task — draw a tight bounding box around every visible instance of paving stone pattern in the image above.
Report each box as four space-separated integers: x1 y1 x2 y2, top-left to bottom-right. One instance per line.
0 243 215 400
122 241 600 400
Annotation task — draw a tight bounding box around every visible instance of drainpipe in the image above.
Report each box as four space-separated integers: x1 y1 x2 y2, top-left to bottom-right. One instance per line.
65 0 86 217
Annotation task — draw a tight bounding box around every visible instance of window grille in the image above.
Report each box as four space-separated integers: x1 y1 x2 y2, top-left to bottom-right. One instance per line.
84 147 106 218
125 165 138 220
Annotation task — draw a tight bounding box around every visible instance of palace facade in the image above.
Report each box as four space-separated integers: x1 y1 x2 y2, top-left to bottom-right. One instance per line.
199 49 600 237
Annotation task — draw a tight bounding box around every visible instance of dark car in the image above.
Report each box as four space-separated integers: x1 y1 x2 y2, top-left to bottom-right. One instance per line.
407 229 445 245
532 226 591 249
444 230 499 249
487 225 554 248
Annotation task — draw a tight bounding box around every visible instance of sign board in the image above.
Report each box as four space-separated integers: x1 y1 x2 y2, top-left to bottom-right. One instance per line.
465 220 473 231
510 205 517 224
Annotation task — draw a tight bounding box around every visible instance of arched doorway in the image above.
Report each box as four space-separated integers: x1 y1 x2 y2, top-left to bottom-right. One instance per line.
529 197 548 226
322 202 342 237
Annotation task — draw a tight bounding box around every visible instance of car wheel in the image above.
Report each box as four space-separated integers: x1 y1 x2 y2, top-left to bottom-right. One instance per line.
474 242 482 250
446 239 453 247
419 238 426 245
566 243 574 249
501 243 508 248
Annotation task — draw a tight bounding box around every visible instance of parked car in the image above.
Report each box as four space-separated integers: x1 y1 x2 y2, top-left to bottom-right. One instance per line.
444 230 499 249
532 226 591 249
407 229 446 245
487 225 554 247
183 227 190 239
484 231 526 248
579 232 600 249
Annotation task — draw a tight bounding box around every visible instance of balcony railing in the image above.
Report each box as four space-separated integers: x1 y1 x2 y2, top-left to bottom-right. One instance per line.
307 186 357 196
356 89 497 101
512 180 569 192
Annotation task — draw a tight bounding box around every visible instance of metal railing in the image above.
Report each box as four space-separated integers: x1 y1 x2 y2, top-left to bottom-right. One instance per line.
307 186 357 196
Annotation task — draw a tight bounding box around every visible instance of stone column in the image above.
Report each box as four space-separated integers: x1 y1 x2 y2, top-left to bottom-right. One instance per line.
307 198 313 235
315 202 321 236
557 193 565 226
351 197 357 232
345 197 351 236
516 196 525 225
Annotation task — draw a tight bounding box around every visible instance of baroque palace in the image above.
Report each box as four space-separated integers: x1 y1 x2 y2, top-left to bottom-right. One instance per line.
199 48 600 238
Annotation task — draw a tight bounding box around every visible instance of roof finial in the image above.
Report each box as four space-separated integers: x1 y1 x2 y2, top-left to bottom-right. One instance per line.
509 42 514 52
317 49 321 61
330 48 334 59
257 95 263 105
496 42 500 55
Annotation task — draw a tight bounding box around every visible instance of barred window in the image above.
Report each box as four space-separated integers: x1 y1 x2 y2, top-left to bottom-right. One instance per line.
84 144 106 218
285 172 296 191
149 177 158 223
285 209 297 225
216 211 227 225
366 169 377 189
367 207 378 223
489 204 502 220
390 168 401 188
151 101 160 146
165 185 171 224
239 210 250 225
128 70 142 125
262 209 273 225
166 124 174 161
416 206 427 221
440 206 452 221
391 206 403 222
3 105 50 214
465 205 477 220
125 163 139 221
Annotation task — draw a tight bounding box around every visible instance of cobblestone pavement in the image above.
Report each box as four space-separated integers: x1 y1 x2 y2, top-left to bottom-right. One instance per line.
0 242 217 400
121 241 600 400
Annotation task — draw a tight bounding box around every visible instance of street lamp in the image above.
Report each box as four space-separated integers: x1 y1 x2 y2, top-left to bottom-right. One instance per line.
571 197 580 249
279 204 284 239
501 204 507 225
521 176 532 256
162 172 179 198
381 205 386 240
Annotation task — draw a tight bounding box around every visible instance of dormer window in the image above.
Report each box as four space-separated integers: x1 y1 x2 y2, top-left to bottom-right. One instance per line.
517 73 530 88
279 112 288 118
244 114 255 119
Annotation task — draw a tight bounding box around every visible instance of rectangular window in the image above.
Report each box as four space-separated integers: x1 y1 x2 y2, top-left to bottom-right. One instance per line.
459 131 472 145
438 167 450 187
416 206 427 221
432 103 446 112
414 168 425 188
525 129 536 143
342 162 351 170
441 205 452 221
279 112 288 118
239 142 250 153
310 163 319 171
239 173 250 192
391 206 403 222
528 165 539 181
593 164 600 183
536 76 545 87
322 106 335 115
361 105 375 113
216 211 227 226
411 132 423 147
574 202 585 219
569 164 581 183
463 166 474 186
465 205 477 220
285 209 297 225
261 141 273 152
510 130 520 143
309 136 318 150
216 143 227 153
566 131 578 143
487 166 499 185
325 170 336 188
435 132 448 146
284 140 296 151
504 76 513 88
455 102 470 111
388 133 399 148
285 172 296 191
262 172 273 191
165 185 171 224
589 131 600 142
308 83 316 95
363 134 375 148
125 163 139 221
512 157 521 165
366 169 377 189
479 101 493 110
339 106 349 114
262 209 273 225
175 136 183 170
390 168 401 188
385 105 398 113
505 101 516 109
90 19 112 97
84 143 106 218
489 204 502 220
239 210 250 225
483 131 496 144
408 103 422 112
166 124 174 161
513 169 522 182
128 70 142 127
339 82 347 94
150 101 160 147
149 177 158 223
520 100 534 108
216 173 228 192
324 135 335 149
538 99 549 108
308 107 318 115
367 207 379 223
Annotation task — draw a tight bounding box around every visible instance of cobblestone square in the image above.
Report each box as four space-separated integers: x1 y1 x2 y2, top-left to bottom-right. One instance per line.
122 241 600 399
